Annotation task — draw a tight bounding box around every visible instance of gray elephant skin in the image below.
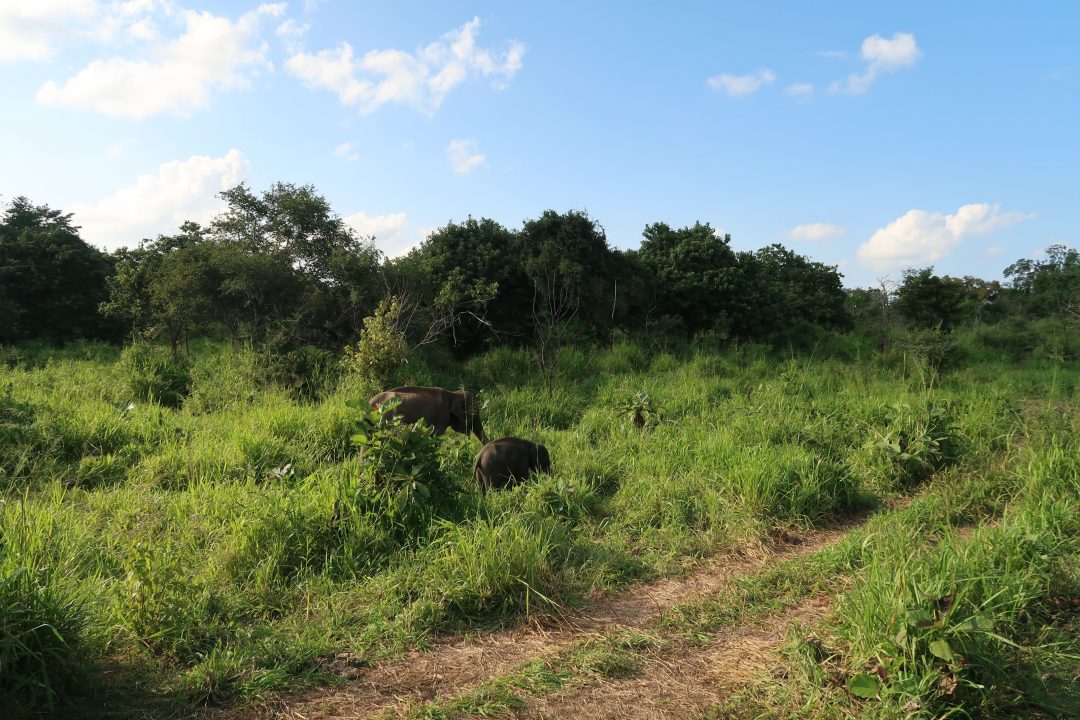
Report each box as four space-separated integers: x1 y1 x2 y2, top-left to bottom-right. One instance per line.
369 386 486 442
473 437 552 491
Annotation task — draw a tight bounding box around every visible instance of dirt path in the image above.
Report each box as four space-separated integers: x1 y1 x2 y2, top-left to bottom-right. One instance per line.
223 519 860 720
515 594 831 720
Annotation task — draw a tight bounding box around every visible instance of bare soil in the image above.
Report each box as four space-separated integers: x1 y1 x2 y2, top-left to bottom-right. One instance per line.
515 594 832 720
218 520 858 720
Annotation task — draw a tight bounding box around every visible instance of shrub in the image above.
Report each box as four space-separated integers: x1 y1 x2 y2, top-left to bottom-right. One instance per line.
857 400 959 492
335 399 457 543
342 299 408 386
268 345 341 401
896 327 960 388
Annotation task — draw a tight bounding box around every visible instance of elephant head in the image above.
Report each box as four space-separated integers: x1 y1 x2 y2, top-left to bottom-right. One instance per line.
536 444 552 474
450 390 486 443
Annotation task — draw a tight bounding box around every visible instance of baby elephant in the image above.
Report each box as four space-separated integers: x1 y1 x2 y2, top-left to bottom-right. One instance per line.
473 437 552 491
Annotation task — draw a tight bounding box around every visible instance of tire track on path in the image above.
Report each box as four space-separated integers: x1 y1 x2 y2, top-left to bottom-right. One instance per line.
218 516 867 720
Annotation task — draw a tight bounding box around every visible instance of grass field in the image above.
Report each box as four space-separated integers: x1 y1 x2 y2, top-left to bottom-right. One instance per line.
1 340 1077 718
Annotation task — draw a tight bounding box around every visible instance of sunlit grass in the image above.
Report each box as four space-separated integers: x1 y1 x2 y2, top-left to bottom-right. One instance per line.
0 340 1075 715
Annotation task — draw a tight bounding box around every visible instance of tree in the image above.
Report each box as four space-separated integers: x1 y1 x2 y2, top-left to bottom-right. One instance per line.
731 244 849 343
1005 245 1080 341
637 222 738 337
102 222 206 338
393 217 519 353
0 197 115 343
894 268 967 332
958 276 1002 329
211 182 383 346
520 210 614 393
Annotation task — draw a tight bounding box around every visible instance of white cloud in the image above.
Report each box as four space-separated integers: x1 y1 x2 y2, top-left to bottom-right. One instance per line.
830 32 921 94
706 68 775 98
344 210 415 257
36 4 285 118
446 138 485 174
71 148 249 250
0 0 100 62
286 17 524 114
333 141 359 161
107 136 137 157
985 245 1004 257
857 203 1032 271
275 17 307 53
784 82 813 98
788 223 845 241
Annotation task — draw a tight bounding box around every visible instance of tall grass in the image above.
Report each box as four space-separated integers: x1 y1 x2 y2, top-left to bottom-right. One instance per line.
0 339 1073 714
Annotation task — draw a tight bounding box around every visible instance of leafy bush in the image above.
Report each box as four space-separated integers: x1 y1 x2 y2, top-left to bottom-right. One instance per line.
615 391 664 429
342 299 408 386
858 400 958 491
896 327 960 388
336 399 457 542
268 345 341 401
119 342 192 408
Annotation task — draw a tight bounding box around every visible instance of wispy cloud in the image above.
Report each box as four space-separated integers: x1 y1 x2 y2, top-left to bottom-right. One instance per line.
788 223 845 242
72 148 249 250
784 82 814 98
857 203 1033 270
0 1 101 63
107 136 137 158
333 141 359 161
830 32 921 94
275 17 308 54
706 68 775 98
446 138 485 174
286 17 524 114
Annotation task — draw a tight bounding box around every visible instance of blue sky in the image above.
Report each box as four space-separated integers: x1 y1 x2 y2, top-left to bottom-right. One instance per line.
1 1 1077 288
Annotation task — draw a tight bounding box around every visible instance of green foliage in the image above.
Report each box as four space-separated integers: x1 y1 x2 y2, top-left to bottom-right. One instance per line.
342 299 409 386
398 216 522 353
829 496 1080 716
637 221 737 336
338 398 453 539
0 339 1075 717
859 400 958 491
895 268 969 332
896 325 960 388
0 566 87 713
268 345 341 401
615 391 664 428
119 342 192 408
0 501 91 714
0 197 116 343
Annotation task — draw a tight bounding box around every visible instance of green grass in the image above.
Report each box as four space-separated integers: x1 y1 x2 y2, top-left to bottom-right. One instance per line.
0 339 1075 716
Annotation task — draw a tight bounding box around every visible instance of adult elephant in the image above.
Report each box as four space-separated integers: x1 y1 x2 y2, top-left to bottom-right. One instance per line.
369 386 486 443
473 437 552 491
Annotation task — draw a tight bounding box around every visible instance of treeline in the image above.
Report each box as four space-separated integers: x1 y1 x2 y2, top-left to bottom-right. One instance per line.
1 185 1077 361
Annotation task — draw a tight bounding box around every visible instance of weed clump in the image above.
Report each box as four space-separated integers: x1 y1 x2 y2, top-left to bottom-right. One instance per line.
119 342 191 408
